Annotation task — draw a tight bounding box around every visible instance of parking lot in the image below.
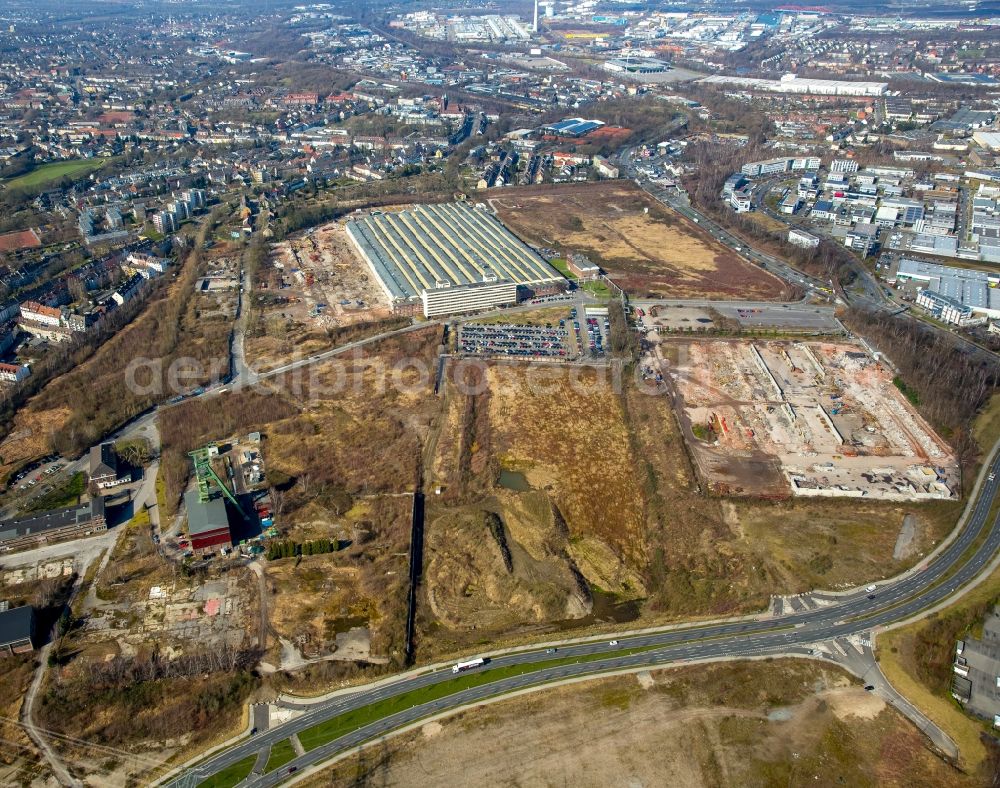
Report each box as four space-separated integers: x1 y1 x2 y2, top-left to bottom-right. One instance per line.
459 322 571 359
459 306 611 361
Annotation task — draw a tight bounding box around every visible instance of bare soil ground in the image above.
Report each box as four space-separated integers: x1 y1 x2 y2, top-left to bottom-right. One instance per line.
418 361 959 651
491 181 789 300
422 493 591 635
666 339 958 500
247 221 397 371
303 659 971 788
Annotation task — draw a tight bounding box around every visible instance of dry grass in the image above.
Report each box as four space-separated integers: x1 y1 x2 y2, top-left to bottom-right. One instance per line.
424 363 965 639
486 365 647 594
731 498 959 593
492 182 788 300
972 391 1000 452
0 653 43 782
266 495 412 662
299 659 970 788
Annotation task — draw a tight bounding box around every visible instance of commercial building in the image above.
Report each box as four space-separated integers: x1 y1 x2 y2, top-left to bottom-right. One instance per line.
699 73 887 97
894 258 1000 320
421 278 518 318
346 202 562 317
974 131 1000 152
184 489 232 552
788 228 820 248
90 442 122 490
740 156 819 178
831 159 859 174
0 497 106 553
0 605 34 655
844 224 879 255
916 290 985 327
543 118 605 137
951 609 1000 727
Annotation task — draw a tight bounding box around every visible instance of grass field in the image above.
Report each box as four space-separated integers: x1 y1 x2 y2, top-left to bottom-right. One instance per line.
582 279 611 299
263 739 297 773
196 755 256 788
465 306 572 326
22 471 85 513
492 182 789 300
4 158 107 189
548 257 577 279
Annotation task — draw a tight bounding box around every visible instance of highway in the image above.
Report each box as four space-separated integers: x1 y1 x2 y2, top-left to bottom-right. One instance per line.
167 446 1000 787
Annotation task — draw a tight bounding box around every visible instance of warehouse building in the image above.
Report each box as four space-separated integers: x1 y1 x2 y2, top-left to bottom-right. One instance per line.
0 497 106 553
699 73 887 97
894 258 1000 322
951 609 1000 726
346 202 562 317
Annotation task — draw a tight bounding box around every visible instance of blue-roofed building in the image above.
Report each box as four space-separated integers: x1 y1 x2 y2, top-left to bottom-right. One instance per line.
895 258 1000 321
543 118 605 138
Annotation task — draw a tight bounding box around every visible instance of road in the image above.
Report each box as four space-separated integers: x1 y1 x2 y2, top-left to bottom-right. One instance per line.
167 446 1000 786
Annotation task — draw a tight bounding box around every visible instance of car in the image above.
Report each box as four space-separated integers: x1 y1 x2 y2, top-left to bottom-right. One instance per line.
867 594 876 600
864 685 875 691
990 473 996 481
545 648 557 654
288 766 298 774
609 640 619 646
865 585 877 593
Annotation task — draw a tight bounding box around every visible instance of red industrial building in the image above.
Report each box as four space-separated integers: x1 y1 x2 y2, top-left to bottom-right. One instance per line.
183 490 232 551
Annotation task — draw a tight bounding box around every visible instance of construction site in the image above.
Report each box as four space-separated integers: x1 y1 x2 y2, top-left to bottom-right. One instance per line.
664 340 958 500
248 221 398 370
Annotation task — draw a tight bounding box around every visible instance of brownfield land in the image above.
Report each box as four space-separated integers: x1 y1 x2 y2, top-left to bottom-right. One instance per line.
417 362 959 657
0 239 236 483
302 659 974 788
33 508 264 783
665 339 959 500
14 329 441 781
246 220 409 372
490 181 790 300
0 573 73 784
263 495 412 670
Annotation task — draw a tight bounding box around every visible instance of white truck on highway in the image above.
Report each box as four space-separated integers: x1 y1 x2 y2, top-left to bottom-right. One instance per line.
452 657 486 674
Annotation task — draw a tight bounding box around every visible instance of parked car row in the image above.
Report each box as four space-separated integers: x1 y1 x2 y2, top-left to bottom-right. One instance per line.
11 456 64 491
578 316 609 357
459 322 570 358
